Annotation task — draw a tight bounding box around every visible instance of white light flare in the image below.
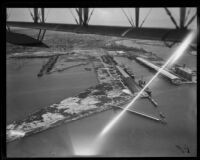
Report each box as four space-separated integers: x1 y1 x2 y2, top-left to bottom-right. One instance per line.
74 146 96 156
100 31 196 137
167 33 196 67
73 136 105 156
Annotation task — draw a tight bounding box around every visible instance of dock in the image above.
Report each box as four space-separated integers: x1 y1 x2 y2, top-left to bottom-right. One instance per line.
135 57 182 85
147 96 158 107
37 55 59 77
114 105 166 124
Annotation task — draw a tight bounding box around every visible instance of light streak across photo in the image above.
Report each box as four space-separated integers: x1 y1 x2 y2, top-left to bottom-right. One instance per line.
100 30 196 137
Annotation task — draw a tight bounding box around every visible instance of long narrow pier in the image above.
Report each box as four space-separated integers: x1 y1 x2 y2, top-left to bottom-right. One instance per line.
37 55 59 77
114 105 166 124
147 96 158 107
135 57 181 85
52 62 90 73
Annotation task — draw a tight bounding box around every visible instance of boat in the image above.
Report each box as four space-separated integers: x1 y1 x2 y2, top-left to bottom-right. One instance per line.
138 79 152 96
84 68 92 71
159 112 166 118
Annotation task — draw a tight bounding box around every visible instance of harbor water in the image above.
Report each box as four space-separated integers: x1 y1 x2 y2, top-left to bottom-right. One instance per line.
6 39 196 157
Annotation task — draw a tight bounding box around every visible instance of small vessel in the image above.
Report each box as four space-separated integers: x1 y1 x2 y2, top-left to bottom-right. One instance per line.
172 64 197 83
145 88 152 97
138 79 152 96
160 119 167 125
189 50 196 56
37 72 43 77
84 68 92 71
159 112 165 119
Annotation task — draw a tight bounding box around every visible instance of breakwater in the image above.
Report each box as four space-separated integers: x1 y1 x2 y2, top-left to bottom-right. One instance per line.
37 55 59 77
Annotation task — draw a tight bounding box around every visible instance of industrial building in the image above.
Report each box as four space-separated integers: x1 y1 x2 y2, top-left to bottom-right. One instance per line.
174 66 196 82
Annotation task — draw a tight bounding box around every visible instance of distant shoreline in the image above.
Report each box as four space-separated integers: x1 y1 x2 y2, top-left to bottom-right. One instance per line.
7 21 196 45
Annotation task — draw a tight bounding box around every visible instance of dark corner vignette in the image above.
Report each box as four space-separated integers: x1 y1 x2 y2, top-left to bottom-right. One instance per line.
4 1 198 158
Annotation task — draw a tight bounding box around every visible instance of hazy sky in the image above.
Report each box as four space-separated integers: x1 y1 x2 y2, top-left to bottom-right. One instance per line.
7 8 197 29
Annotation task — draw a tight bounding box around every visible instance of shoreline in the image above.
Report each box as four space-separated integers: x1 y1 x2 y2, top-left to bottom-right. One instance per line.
7 22 196 44
6 46 170 143
6 56 133 143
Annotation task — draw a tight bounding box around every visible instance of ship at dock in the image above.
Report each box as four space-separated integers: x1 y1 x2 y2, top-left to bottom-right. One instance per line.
135 57 196 85
101 55 152 98
171 64 197 84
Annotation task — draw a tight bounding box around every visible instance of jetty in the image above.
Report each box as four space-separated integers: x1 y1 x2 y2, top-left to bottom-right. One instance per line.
37 55 59 77
135 57 181 85
114 105 166 124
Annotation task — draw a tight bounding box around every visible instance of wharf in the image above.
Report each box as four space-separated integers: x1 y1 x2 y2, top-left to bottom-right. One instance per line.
114 105 166 124
147 96 158 107
37 55 59 77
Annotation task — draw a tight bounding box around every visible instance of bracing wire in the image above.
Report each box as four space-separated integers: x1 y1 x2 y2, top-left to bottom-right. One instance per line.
140 8 152 28
185 8 191 24
45 8 50 22
69 8 79 24
87 8 95 24
164 8 179 29
125 8 135 27
185 10 197 28
28 8 35 21
127 8 134 26
121 8 135 27
7 9 11 20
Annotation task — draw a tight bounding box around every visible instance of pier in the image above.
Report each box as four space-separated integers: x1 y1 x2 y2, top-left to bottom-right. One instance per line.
114 105 166 124
37 55 59 77
135 57 181 85
147 96 158 107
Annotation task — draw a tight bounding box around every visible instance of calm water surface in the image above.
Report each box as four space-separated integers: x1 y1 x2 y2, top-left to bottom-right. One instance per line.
6 58 98 123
